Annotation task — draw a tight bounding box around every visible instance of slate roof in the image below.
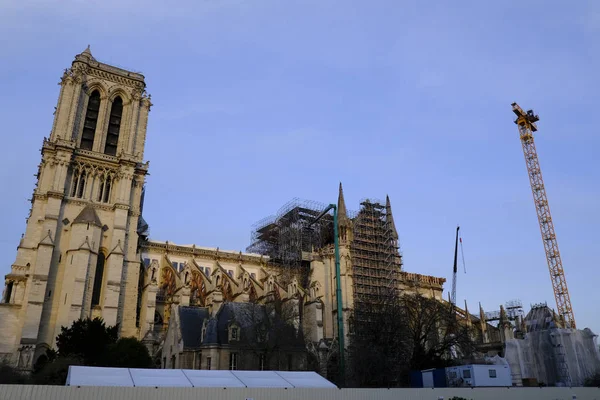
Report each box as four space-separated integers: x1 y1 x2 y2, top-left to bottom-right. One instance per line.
179 303 304 350
214 302 267 345
179 306 209 349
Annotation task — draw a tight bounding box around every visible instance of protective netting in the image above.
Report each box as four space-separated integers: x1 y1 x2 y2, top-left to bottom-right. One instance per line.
505 328 600 386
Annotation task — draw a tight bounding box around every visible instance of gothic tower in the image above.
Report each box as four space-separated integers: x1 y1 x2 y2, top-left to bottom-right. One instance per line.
0 47 151 367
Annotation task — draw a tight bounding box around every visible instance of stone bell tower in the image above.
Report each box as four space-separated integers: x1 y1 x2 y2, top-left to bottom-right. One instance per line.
0 47 152 368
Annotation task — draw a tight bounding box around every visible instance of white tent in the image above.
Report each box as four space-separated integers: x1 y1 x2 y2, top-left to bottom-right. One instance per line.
66 366 337 388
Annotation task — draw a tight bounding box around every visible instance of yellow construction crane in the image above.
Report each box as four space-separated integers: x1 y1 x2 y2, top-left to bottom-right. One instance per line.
512 103 576 329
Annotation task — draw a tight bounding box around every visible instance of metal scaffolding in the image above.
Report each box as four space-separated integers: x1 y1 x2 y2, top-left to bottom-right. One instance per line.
350 199 402 322
247 199 334 283
247 196 403 322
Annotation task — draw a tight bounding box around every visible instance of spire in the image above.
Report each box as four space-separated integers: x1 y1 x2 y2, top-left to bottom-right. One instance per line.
337 182 347 220
500 304 508 323
479 302 488 343
77 45 95 61
337 182 352 242
385 195 399 240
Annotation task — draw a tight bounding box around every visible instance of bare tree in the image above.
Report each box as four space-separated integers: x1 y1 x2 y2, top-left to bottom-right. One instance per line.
237 297 306 371
400 294 475 372
348 292 410 387
348 292 475 387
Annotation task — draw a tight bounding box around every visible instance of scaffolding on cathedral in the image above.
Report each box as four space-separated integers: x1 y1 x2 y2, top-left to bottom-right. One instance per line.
246 199 335 283
350 198 402 324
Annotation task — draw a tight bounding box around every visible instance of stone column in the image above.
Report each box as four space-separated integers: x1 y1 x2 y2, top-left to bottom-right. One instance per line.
32 194 64 354
51 73 78 140
180 286 190 307
107 209 127 328
133 97 151 159
65 77 83 139
139 281 158 339
127 94 141 154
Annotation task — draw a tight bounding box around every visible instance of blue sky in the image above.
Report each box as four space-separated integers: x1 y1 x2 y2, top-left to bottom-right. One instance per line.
1 1 598 334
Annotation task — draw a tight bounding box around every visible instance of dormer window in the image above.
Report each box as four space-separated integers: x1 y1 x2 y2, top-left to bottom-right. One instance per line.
201 320 208 343
228 323 240 342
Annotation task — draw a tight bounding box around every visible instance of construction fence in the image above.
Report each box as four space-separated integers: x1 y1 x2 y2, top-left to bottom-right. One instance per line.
0 386 598 400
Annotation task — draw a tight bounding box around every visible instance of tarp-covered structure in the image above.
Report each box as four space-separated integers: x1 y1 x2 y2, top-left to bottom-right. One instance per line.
65 366 337 388
504 305 600 386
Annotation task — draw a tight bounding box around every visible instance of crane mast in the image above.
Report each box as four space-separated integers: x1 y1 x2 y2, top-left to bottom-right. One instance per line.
511 103 576 329
451 226 459 308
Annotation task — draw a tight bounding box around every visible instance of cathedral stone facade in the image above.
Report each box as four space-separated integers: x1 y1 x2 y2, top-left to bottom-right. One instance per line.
0 50 446 371
0 48 151 367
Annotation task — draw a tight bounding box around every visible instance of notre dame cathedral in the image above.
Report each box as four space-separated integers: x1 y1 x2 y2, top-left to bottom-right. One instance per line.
0 48 447 371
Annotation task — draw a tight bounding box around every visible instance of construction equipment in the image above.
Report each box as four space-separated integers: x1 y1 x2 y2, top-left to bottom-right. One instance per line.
511 103 576 329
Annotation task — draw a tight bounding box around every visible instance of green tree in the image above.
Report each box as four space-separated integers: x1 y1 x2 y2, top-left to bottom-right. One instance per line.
102 337 153 368
32 356 84 385
55 317 117 365
0 364 32 384
34 317 153 384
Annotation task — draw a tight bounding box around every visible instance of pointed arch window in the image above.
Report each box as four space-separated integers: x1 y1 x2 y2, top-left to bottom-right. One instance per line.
104 97 123 156
91 252 105 306
71 168 87 199
97 174 112 203
81 90 101 151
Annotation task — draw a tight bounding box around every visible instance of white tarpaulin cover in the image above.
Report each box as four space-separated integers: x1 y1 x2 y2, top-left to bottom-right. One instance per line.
65 366 133 387
129 368 191 387
275 371 340 388
183 369 246 388
66 366 337 388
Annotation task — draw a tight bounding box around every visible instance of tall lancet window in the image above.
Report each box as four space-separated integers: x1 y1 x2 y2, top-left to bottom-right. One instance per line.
81 90 101 151
104 97 123 156
97 174 113 204
91 252 106 306
71 168 87 199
